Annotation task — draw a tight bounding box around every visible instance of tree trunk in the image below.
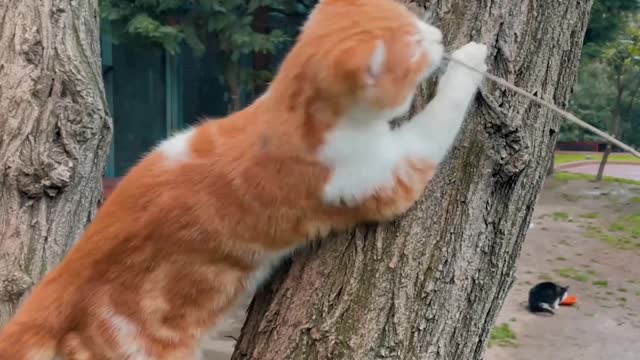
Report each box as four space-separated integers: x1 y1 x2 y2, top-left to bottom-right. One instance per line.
547 150 555 176
597 75 624 182
231 1 591 359
252 6 272 96
0 0 111 325
595 143 611 181
226 65 243 113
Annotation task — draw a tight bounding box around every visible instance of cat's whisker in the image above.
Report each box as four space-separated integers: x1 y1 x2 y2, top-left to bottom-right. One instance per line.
441 53 640 158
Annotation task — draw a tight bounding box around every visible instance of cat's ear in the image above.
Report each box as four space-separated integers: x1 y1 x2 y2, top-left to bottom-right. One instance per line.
365 40 386 85
330 39 387 91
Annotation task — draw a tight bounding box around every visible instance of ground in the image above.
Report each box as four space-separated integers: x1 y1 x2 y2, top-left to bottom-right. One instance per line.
199 158 640 360
562 163 640 181
485 178 640 360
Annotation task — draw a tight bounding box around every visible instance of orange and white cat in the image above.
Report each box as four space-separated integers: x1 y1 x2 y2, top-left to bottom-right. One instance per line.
0 0 488 358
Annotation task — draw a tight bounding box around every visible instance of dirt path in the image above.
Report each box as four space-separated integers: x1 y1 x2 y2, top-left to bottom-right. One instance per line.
200 179 640 359
560 163 640 181
485 179 640 360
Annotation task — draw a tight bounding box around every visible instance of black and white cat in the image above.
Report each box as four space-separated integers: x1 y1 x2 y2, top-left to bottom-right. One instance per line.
528 282 569 315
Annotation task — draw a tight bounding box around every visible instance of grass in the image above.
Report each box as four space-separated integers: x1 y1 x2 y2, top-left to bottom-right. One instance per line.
609 223 628 232
585 225 640 250
489 323 517 348
608 214 640 238
592 280 609 288
618 288 628 293
555 152 640 165
558 239 571 246
539 273 553 281
561 193 581 202
553 171 640 186
551 211 570 221
580 212 600 219
631 197 640 204
555 256 568 261
555 268 592 282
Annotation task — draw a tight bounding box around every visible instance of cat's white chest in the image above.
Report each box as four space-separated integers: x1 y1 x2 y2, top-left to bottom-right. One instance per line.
317 121 402 206
245 249 295 294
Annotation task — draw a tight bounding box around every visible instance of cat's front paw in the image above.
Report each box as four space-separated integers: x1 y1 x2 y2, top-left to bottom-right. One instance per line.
441 42 488 89
451 42 488 73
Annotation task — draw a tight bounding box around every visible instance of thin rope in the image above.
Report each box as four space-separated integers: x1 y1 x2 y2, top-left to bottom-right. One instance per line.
442 53 640 158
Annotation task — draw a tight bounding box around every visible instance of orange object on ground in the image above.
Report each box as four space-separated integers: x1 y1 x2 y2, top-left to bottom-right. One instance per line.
560 295 577 306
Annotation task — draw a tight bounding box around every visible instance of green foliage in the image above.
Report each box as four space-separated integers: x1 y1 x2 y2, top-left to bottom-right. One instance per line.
602 26 640 79
585 0 639 43
100 0 316 104
564 16 640 146
584 0 639 56
563 61 612 142
126 13 184 53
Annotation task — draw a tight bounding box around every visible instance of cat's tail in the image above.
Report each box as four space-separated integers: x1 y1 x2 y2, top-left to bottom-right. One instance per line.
528 302 555 316
0 318 61 360
0 279 74 359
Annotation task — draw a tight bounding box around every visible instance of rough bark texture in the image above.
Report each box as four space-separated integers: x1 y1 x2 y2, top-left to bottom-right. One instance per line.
0 0 111 324
547 152 555 176
595 144 611 181
596 75 623 182
232 0 592 359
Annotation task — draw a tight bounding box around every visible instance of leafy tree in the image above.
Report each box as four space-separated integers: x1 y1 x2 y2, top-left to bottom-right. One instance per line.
561 8 639 155
594 24 640 180
100 0 316 110
563 61 612 143
583 0 639 57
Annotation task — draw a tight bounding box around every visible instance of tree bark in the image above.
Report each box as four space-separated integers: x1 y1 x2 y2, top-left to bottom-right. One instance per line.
595 143 611 181
232 1 591 359
596 73 623 182
547 150 555 176
0 0 111 325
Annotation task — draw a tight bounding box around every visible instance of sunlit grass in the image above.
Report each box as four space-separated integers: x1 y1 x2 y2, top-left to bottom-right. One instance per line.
555 268 592 282
580 212 600 219
555 152 640 165
552 171 640 186
489 323 517 348
585 224 640 250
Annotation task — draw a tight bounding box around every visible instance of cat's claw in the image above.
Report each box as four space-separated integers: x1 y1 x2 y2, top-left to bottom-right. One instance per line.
324 192 361 208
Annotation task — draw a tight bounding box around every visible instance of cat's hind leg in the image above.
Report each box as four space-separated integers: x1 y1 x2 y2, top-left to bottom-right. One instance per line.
529 302 555 316
59 333 95 360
